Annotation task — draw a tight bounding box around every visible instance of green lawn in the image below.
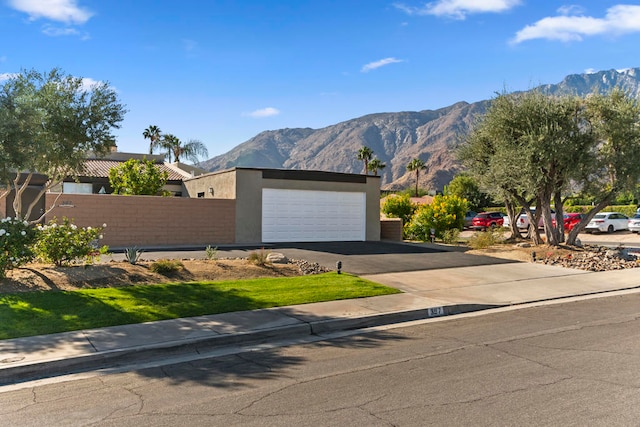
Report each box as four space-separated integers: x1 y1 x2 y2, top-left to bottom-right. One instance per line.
0 272 399 340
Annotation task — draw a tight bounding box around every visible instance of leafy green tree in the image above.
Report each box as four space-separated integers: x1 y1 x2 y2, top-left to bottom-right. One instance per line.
406 194 467 240
357 146 373 175
143 125 163 155
0 69 126 221
367 158 386 176
460 90 592 245
446 174 492 211
108 158 169 195
382 194 416 237
406 158 426 197
163 134 209 164
565 89 640 245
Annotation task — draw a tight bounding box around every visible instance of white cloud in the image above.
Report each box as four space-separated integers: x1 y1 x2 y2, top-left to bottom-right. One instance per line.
584 68 597 74
42 24 79 36
361 57 404 72
244 107 280 118
8 0 93 24
513 5 640 43
394 0 521 20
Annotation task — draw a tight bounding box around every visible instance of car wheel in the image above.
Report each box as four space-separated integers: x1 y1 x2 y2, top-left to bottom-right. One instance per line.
607 224 614 233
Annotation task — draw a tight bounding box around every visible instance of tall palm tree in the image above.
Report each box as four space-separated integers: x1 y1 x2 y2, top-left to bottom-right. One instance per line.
367 158 386 176
143 125 162 155
163 135 209 164
406 158 426 197
357 146 374 175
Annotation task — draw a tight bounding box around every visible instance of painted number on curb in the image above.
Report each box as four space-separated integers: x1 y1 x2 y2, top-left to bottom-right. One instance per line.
428 306 445 317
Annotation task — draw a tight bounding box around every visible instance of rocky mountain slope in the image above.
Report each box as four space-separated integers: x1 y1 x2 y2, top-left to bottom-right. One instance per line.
199 67 640 191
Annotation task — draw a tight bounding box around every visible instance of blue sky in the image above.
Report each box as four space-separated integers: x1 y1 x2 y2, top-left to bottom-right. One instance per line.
2 0 640 160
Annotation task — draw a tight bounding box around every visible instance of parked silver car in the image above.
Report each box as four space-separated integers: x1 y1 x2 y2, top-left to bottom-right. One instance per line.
585 212 629 233
628 213 640 233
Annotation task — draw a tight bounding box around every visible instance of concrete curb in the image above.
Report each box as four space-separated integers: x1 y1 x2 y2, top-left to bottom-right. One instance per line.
0 304 502 386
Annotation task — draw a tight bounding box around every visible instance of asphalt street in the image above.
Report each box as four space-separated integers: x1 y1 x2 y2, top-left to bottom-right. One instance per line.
3 292 640 426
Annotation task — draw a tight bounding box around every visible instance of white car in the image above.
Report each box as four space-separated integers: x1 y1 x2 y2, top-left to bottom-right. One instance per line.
585 212 629 233
628 214 640 233
516 208 554 230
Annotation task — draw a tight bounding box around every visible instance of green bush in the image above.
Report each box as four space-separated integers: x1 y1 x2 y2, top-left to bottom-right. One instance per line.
406 194 467 241
34 217 107 266
0 217 38 278
381 194 417 231
149 259 184 275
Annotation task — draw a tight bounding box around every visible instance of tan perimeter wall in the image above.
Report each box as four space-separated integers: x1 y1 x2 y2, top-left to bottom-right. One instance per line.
44 193 236 248
0 196 5 218
380 218 403 241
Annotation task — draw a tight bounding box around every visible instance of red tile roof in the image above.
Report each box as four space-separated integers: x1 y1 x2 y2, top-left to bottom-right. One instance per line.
79 159 191 181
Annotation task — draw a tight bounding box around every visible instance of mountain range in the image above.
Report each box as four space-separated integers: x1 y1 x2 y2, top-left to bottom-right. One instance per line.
198 67 640 191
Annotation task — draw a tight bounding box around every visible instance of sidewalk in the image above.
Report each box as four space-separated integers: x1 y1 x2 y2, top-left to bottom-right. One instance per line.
1 259 639 386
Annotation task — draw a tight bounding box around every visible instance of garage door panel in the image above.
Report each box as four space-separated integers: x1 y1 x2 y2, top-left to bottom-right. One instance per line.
262 189 365 242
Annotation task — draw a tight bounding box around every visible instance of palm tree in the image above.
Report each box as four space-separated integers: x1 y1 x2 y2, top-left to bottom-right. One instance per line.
406 158 426 197
143 125 162 155
357 146 374 175
163 135 209 164
367 158 386 176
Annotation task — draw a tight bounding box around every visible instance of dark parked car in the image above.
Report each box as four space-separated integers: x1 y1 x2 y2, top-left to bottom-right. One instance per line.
471 212 504 231
464 211 477 228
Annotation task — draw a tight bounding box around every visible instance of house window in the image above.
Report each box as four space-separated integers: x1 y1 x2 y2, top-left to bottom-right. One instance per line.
63 182 93 194
197 192 205 198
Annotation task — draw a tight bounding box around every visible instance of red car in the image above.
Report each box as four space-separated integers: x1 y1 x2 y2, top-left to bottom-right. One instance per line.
552 213 584 232
471 212 504 231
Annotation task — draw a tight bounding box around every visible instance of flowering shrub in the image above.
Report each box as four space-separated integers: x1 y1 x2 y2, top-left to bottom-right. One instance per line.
34 217 108 266
0 217 37 278
406 195 467 241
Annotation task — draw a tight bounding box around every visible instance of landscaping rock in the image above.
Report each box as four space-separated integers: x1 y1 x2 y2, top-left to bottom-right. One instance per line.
537 244 640 271
266 252 289 264
291 259 332 275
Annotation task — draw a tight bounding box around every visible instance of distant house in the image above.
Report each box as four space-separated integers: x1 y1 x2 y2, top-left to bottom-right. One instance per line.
56 149 207 196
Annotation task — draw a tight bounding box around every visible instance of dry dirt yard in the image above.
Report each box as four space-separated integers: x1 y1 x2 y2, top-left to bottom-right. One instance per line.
2 241 637 294
0 259 303 294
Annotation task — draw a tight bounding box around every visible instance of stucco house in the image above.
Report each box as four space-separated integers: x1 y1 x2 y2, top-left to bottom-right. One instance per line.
3 161 383 246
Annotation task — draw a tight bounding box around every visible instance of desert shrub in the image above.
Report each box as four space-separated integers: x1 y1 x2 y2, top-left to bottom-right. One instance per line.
248 248 270 266
0 217 38 278
441 228 461 244
124 247 144 265
382 194 417 229
467 229 504 249
205 245 218 261
34 217 107 266
406 195 467 241
149 259 184 275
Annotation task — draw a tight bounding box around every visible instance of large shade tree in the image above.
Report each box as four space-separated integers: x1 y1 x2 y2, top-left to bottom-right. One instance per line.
460 88 640 247
0 68 126 221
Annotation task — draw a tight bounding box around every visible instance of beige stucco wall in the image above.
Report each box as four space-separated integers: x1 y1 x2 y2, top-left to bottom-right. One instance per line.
182 169 237 199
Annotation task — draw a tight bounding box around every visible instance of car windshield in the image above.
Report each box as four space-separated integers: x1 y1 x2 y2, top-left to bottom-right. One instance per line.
594 214 606 219
478 213 489 218
633 214 640 219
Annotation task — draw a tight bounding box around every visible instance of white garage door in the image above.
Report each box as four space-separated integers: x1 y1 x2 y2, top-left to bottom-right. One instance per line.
262 189 366 242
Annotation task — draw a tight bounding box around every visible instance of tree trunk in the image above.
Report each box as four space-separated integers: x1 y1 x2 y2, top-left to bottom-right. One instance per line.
566 193 615 245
